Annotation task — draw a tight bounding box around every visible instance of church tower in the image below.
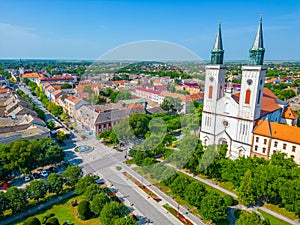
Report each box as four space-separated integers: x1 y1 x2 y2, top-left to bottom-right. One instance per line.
201 22 226 143
237 16 267 142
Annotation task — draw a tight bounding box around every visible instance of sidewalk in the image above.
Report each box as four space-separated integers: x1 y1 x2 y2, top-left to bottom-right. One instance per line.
0 191 75 225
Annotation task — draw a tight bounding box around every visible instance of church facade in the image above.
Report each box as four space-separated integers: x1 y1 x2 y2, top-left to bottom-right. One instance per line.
200 17 300 164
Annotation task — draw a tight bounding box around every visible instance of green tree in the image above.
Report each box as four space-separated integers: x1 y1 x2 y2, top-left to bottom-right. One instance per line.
63 166 82 187
90 193 110 215
170 175 192 197
52 105 63 117
47 120 55 129
0 191 9 216
223 194 234 206
45 145 65 165
114 118 136 144
26 180 48 200
78 200 92 220
129 114 150 138
199 192 227 222
236 212 269 225
23 217 41 225
115 90 132 101
75 175 95 195
6 186 28 213
238 170 256 206
56 131 66 143
114 216 138 225
100 201 123 225
84 183 102 201
45 217 60 225
184 182 207 208
47 173 64 195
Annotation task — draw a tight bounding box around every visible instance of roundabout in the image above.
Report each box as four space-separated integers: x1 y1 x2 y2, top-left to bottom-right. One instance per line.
74 145 94 153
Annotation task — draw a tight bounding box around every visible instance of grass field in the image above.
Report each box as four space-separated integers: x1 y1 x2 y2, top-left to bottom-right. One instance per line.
258 209 291 225
264 204 299 221
14 195 101 225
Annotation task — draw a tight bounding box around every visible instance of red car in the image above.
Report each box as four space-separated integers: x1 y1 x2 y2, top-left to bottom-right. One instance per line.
2 182 9 190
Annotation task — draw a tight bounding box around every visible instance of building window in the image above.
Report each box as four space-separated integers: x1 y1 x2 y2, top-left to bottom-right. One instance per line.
208 86 213 99
245 89 251 104
263 148 266 154
283 143 287 150
219 85 223 98
292 146 296 152
256 137 259 143
291 155 295 159
274 141 278 147
255 145 258 151
257 90 262 104
264 139 267 145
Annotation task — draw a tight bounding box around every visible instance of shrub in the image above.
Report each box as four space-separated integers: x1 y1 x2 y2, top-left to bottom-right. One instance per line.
23 217 41 225
42 213 55 224
45 217 60 225
224 194 235 206
78 200 92 220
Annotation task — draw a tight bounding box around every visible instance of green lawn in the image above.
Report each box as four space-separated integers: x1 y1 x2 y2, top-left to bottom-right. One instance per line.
264 204 299 221
258 209 291 225
13 195 101 225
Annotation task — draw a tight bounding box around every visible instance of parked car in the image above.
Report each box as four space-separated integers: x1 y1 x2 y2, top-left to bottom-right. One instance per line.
32 172 40 179
24 175 31 182
94 178 105 185
48 167 57 173
41 170 48 177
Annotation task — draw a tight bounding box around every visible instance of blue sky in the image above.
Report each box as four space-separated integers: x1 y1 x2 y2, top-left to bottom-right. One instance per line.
0 0 299 60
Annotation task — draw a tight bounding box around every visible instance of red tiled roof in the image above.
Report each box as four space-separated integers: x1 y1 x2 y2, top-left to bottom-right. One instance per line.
254 119 300 144
136 87 160 95
66 95 81 104
0 88 9 93
21 73 44 79
282 107 298 119
40 75 74 81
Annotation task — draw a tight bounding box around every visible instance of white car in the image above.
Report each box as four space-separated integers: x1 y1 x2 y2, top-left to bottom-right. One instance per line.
24 175 31 182
41 170 48 177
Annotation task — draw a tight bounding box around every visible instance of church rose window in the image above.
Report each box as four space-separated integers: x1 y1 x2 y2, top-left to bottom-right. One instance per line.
223 120 229 127
247 79 253 85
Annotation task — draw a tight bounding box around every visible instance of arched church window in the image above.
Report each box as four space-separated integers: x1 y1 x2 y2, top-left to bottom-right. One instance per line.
245 89 251 104
219 85 223 98
208 86 213 99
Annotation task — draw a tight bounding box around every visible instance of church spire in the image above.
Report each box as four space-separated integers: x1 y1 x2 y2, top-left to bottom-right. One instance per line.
248 15 265 66
211 21 224 65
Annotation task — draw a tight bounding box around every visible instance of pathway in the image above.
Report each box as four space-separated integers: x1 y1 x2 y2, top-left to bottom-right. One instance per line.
164 162 300 225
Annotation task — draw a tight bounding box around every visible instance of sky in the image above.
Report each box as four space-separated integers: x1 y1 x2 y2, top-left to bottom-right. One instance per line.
0 0 299 61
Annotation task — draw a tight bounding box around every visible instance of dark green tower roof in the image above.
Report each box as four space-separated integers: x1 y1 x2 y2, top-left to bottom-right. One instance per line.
210 21 224 65
248 16 265 66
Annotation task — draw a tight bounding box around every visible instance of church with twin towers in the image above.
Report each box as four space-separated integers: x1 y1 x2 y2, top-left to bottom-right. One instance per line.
200 17 300 164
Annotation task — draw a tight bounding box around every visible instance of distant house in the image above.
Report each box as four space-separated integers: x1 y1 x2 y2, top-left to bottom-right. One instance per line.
94 106 145 135
64 95 89 117
20 72 44 83
37 75 76 86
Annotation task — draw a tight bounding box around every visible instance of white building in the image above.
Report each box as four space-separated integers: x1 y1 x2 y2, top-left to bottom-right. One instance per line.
200 17 300 164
